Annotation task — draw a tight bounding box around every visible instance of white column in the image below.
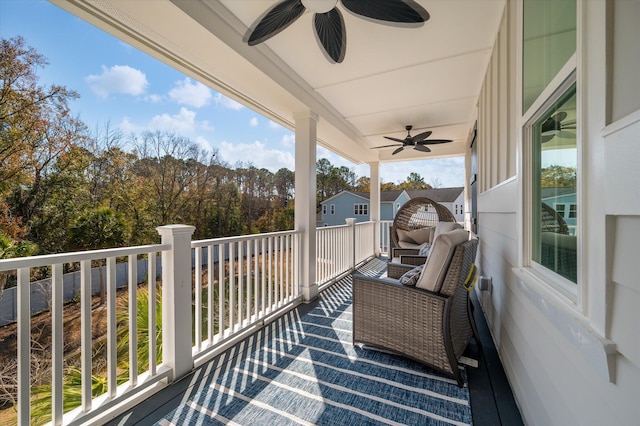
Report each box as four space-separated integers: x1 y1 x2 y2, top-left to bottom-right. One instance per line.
294 110 319 302
157 224 195 381
369 161 381 256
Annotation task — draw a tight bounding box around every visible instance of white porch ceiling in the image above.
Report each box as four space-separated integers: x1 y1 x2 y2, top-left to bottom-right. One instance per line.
53 0 505 165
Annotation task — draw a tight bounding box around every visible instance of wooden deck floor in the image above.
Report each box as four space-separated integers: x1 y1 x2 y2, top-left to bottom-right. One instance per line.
107 259 522 426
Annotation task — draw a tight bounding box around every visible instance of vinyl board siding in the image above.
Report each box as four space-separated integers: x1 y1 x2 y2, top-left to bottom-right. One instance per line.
478 7 516 193
610 0 640 122
507 280 636 426
604 117 640 215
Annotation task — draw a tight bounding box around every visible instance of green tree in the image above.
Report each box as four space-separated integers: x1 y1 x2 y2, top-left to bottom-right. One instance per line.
0 231 37 302
69 207 128 304
398 172 432 190
541 165 576 188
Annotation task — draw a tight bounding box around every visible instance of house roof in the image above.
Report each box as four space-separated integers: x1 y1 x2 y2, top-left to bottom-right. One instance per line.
52 0 505 165
322 188 463 204
407 187 464 203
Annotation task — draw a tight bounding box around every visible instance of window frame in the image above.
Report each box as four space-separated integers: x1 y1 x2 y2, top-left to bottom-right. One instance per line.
330 204 335 215
522 71 580 303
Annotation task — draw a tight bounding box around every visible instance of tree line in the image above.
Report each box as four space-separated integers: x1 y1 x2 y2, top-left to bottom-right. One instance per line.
1 36 435 255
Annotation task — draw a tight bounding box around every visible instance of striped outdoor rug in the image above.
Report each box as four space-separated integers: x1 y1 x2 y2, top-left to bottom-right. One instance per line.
158 261 472 425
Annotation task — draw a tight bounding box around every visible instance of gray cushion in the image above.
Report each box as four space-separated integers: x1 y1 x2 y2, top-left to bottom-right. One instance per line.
416 229 469 292
397 228 415 243
418 243 432 257
398 264 424 286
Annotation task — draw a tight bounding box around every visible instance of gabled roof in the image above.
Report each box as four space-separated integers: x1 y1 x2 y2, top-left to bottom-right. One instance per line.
407 187 464 203
352 190 407 203
321 190 370 205
321 188 463 204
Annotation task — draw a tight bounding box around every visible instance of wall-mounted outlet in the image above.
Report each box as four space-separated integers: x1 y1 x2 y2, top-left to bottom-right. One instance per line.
478 276 493 293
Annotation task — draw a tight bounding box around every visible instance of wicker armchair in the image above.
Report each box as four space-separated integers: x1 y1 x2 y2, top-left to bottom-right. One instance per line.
390 197 456 258
353 238 479 387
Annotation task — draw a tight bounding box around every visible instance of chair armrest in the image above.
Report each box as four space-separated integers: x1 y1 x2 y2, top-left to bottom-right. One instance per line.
399 255 427 266
387 262 415 279
352 272 446 301
392 248 420 258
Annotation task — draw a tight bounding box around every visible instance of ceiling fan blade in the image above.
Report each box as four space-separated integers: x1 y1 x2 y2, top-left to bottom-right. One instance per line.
384 136 406 143
247 0 306 46
392 146 405 155
418 139 453 145
371 144 402 149
557 131 576 139
414 144 431 153
410 130 432 143
342 0 429 23
314 8 346 63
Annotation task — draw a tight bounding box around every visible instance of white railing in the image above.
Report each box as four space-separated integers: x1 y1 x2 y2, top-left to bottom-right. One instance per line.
191 230 301 362
316 220 377 286
1 221 379 425
355 221 375 265
380 220 393 255
0 242 171 426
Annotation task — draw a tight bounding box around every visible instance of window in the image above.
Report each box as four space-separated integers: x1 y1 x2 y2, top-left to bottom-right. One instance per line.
523 0 578 294
455 205 458 215
330 204 335 215
354 203 368 215
322 205 327 215
529 83 577 286
460 205 464 215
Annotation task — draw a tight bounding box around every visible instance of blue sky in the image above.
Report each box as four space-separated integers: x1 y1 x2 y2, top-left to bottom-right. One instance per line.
0 0 465 187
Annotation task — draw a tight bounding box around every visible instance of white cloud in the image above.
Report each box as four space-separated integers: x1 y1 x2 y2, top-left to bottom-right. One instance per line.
281 134 295 147
214 93 244 110
86 65 148 99
148 107 197 133
218 140 294 171
268 120 282 129
145 93 165 103
168 78 212 108
380 157 465 187
119 117 140 134
195 136 213 152
249 117 259 127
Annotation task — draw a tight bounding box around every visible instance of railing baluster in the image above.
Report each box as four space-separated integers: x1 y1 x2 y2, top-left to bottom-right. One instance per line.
218 244 225 338
254 239 259 318
128 254 138 386
107 257 117 398
237 241 243 327
207 245 214 344
268 237 273 312
148 252 157 375
246 241 252 321
261 238 266 316
195 247 202 351
229 242 235 332
52 264 63 425
285 234 290 301
80 259 92 412
17 267 30 425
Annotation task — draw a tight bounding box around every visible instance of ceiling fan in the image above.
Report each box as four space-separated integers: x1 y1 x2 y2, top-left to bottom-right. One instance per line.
372 125 453 155
541 111 576 143
246 0 429 63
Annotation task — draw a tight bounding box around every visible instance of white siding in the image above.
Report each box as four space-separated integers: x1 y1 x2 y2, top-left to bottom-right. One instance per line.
475 1 640 425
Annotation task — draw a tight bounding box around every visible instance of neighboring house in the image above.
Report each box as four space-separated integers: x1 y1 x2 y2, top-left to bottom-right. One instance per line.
319 190 404 226
407 187 465 222
541 187 577 234
320 187 464 226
